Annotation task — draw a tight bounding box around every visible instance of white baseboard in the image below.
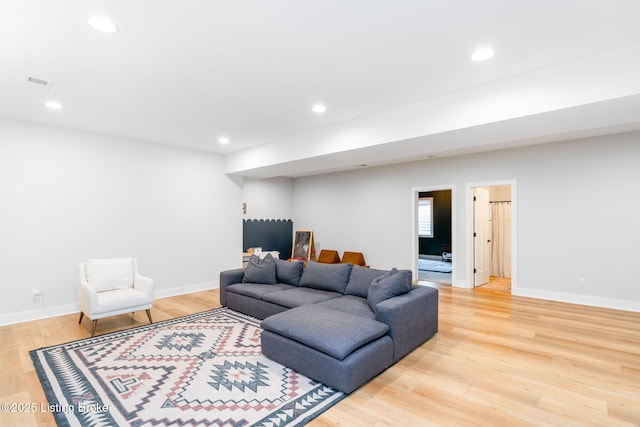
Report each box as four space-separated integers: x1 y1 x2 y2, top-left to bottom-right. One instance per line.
0 281 220 327
447 281 640 312
514 287 640 313
0 304 79 327
453 280 472 289
154 281 219 299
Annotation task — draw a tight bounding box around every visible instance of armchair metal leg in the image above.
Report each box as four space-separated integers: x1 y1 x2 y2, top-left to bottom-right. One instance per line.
146 309 153 324
78 312 84 324
91 320 98 337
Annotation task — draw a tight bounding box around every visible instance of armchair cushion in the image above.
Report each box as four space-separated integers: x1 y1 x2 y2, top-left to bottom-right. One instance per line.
90 288 151 316
85 258 135 292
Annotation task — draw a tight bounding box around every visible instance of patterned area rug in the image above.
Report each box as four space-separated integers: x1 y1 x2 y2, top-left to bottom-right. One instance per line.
30 308 344 426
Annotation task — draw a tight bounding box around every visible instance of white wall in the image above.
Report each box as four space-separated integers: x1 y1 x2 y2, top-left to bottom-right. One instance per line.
292 131 640 312
0 117 243 324
242 177 293 220
3 115 638 324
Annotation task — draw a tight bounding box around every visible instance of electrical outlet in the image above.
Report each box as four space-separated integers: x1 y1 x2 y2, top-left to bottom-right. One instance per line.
578 278 585 288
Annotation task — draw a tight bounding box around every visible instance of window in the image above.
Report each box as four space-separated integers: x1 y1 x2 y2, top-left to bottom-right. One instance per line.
418 197 433 238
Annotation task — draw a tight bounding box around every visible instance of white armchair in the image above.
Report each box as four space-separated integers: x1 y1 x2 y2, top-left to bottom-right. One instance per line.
78 258 154 336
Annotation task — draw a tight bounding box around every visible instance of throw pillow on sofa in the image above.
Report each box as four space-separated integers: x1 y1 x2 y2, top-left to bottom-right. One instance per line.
344 265 389 298
275 258 304 286
367 268 412 312
243 253 277 284
299 261 352 293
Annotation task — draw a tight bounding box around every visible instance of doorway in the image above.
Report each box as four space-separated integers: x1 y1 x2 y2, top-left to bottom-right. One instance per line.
411 185 455 285
470 183 515 291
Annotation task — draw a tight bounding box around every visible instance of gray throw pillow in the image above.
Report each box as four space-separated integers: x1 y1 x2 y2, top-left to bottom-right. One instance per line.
344 265 389 298
298 261 353 293
367 268 412 312
275 258 304 286
242 253 277 284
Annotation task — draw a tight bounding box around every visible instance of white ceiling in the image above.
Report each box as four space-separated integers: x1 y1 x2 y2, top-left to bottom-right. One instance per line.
2 0 640 177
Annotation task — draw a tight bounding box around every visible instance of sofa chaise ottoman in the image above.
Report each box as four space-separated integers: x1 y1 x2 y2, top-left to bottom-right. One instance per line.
261 304 394 393
219 255 438 393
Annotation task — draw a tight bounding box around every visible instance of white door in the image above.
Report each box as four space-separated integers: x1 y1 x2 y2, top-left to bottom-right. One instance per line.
473 188 491 286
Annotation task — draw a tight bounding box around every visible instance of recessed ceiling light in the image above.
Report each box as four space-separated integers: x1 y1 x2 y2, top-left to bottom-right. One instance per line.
471 47 494 62
88 16 119 34
45 100 63 110
312 104 327 113
218 137 230 144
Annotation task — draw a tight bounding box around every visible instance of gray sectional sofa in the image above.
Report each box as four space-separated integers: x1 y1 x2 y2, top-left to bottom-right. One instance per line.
219 255 438 393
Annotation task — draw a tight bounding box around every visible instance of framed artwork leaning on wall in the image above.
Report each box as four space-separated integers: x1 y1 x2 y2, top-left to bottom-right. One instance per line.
291 230 314 260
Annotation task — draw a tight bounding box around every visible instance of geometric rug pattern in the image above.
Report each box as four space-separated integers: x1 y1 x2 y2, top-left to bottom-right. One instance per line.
30 308 344 426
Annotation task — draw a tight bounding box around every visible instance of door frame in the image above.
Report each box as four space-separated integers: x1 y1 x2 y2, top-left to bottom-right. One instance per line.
410 184 456 285
473 187 492 287
466 180 518 292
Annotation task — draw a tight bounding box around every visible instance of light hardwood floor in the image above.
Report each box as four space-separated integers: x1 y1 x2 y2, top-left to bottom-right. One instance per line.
2 286 639 426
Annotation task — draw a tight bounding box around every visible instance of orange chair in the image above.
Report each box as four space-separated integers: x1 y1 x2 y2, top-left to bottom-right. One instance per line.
341 251 367 267
317 250 341 263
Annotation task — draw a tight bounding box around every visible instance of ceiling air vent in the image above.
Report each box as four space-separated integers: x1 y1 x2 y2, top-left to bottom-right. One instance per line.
24 75 52 89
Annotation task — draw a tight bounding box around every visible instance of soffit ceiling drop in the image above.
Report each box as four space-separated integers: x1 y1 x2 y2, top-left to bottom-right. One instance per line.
1 1 640 177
